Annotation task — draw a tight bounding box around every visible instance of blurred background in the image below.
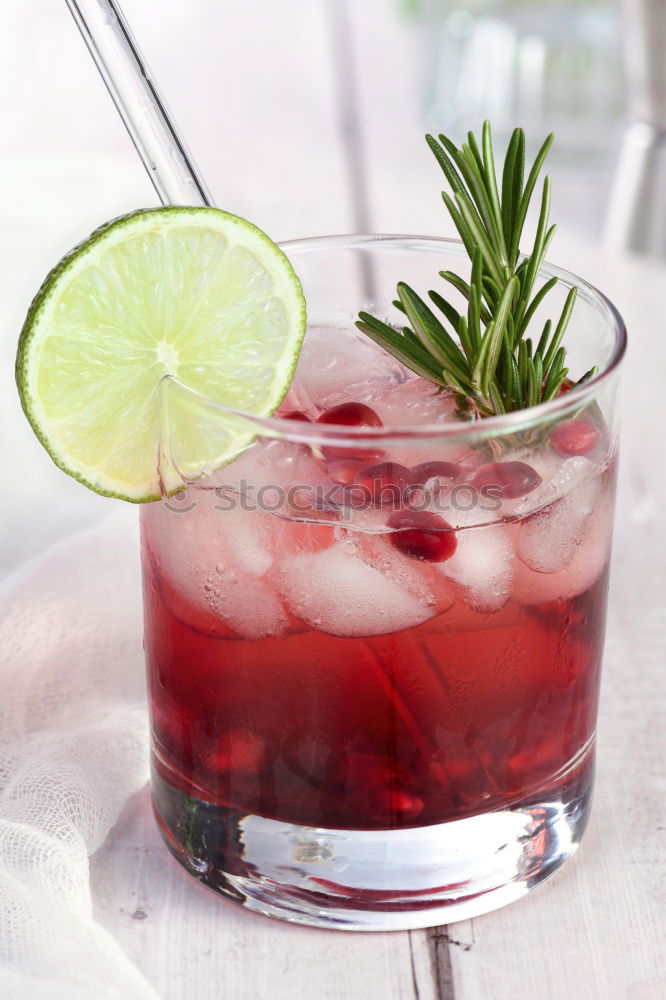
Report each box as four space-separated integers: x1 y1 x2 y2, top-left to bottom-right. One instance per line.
0 0 653 573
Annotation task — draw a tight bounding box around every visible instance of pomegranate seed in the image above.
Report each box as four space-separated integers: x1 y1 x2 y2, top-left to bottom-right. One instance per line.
557 378 574 397
362 781 424 824
346 752 412 786
281 409 311 422
388 510 457 562
550 418 600 457
317 401 384 462
316 402 383 428
327 458 366 485
206 728 264 774
471 461 542 500
409 460 460 485
354 461 410 506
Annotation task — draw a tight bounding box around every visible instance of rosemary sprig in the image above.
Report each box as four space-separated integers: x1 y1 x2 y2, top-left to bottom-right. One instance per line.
356 122 584 417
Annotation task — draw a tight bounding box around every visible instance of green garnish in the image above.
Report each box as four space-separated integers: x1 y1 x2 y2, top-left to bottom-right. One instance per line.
356 122 595 418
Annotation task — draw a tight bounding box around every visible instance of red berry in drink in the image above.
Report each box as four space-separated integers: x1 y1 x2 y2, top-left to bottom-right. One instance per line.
316 402 383 428
471 461 541 500
327 458 366 485
550 418 600 457
206 728 265 775
281 410 311 422
362 781 424 824
345 752 412 787
409 460 460 485
388 510 457 562
317 401 384 462
354 461 410 505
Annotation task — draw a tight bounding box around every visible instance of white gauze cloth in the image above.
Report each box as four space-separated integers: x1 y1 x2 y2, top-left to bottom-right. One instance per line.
0 510 159 999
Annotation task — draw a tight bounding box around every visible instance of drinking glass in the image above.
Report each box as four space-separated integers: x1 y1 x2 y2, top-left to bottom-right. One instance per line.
140 235 625 930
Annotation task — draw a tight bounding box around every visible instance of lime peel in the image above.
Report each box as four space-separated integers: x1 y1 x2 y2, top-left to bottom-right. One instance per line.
16 207 306 502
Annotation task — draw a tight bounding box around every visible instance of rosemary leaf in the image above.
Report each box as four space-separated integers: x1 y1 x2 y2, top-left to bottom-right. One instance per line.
466 130 485 176
442 193 477 260
428 289 462 335
356 122 585 417
575 365 599 386
457 314 474 363
481 277 518 396
355 313 447 384
533 353 544 397
516 176 552 321
489 382 506 415
535 318 552 359
397 283 471 381
481 121 509 264
510 132 554 267
472 319 495 389
455 192 504 286
543 287 578 371
425 134 464 196
515 276 558 346
543 362 570 400
468 285 481 352
501 128 522 250
438 270 492 325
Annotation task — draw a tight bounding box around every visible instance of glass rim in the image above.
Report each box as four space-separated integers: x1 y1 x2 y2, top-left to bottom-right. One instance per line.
170 233 627 447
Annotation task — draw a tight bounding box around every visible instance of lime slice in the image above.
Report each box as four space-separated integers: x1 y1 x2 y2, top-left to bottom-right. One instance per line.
15 207 306 501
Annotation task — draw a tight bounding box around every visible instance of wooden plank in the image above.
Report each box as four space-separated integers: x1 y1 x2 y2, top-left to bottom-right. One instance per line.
444 243 666 1000
91 787 425 1000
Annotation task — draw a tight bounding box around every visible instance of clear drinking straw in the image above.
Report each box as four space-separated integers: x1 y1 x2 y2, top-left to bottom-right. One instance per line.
64 0 213 208
62 0 460 798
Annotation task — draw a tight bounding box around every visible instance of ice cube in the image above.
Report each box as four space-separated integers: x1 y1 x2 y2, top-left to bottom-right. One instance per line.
148 488 274 576
431 482 505 530
320 372 457 428
202 565 289 640
294 325 406 406
144 490 289 638
511 455 594 517
275 539 442 636
211 503 273 576
512 490 613 605
516 462 603 574
370 377 458 427
212 438 326 499
355 533 455 614
440 524 514 614
278 375 317 417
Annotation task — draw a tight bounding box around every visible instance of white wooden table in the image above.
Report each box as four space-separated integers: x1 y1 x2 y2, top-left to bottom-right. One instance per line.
1 2 664 998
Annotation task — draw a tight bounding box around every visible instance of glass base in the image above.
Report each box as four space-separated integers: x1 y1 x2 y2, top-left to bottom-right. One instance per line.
151 751 593 931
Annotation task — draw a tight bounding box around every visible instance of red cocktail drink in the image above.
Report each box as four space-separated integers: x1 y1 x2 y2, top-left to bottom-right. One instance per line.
143 468 611 832
141 236 624 928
